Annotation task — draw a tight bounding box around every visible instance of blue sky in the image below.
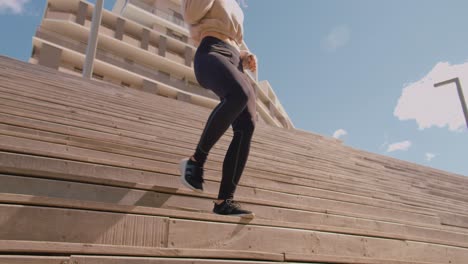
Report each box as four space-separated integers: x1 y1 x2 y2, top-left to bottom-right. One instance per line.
0 0 467 176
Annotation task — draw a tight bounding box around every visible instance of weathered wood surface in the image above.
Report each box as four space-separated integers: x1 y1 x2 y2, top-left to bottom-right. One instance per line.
0 204 169 247
0 151 446 228
167 219 468 263
1 67 467 217
0 256 69 264
2 190 468 249
0 240 284 262
1 55 468 263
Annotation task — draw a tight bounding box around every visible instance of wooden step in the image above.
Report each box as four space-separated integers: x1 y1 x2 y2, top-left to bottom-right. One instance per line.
0 202 466 263
1 64 466 225
71 256 282 264
0 96 464 214
0 148 444 227
0 55 464 193
285 253 433 264
1 191 468 251
0 124 454 225
0 256 69 264
71 255 430 264
167 219 468 263
0 204 169 247
0 95 464 217
2 58 460 190
0 240 283 262
1 55 468 264
0 82 464 212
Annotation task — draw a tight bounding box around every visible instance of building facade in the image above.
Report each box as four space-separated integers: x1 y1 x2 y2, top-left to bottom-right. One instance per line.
30 0 294 129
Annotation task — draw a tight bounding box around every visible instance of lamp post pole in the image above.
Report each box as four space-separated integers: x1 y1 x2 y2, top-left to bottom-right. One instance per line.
83 0 104 79
434 77 468 129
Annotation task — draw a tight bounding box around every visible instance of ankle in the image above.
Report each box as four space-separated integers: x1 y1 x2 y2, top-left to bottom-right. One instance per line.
214 199 224 205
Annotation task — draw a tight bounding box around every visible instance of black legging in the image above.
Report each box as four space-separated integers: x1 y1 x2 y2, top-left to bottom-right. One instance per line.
193 36 257 200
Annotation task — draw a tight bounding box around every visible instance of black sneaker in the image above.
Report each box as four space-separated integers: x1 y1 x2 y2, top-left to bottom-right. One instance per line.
213 199 255 218
179 157 204 192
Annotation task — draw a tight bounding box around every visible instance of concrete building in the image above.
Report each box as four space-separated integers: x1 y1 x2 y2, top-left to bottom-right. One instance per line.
30 0 294 128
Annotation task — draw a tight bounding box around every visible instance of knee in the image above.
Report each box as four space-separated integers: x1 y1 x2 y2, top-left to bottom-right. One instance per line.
235 117 256 136
232 88 249 108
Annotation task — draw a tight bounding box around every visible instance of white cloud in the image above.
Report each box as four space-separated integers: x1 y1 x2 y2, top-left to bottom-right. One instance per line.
321 25 351 52
394 61 468 132
333 129 347 139
425 152 436 162
0 0 30 14
387 140 412 153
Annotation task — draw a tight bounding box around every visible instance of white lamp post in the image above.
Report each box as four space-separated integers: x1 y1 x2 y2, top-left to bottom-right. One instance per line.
83 0 104 79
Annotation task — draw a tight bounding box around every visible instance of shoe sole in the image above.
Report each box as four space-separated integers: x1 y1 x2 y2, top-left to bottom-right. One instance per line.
233 213 255 219
179 158 203 193
213 211 255 219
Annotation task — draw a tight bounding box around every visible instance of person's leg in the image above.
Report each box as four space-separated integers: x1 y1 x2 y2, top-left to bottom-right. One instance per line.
212 74 257 218
191 54 252 165
217 105 256 201
180 37 252 192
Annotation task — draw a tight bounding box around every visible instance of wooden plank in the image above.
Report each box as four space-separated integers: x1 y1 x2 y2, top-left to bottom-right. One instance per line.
0 138 458 233
167 219 468 263
0 151 181 193
239 175 464 217
3 88 318 173
2 56 464 194
285 253 433 264
1 58 466 228
0 124 462 233
1 113 458 221
0 256 69 264
0 103 462 219
440 212 468 229
0 118 439 224
71 256 279 264
252 188 440 225
0 57 466 190
0 204 169 247
3 102 358 183
0 75 422 185
0 148 444 228
0 175 454 238
0 94 460 216
0 81 464 203
0 74 210 134
0 56 468 225
2 192 468 250
0 110 460 218
0 174 215 213
0 72 200 125
0 240 284 262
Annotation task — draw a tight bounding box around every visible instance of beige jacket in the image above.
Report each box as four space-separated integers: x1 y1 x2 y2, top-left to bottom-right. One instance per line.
181 0 244 47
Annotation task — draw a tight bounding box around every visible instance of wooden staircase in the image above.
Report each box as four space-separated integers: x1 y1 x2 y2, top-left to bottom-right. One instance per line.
1 55 468 264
